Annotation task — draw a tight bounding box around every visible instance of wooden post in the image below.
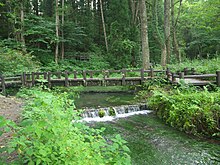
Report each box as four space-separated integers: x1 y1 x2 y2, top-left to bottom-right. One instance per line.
191 68 195 75
216 71 220 87
82 71 87 86
184 68 188 75
141 68 144 84
171 73 176 82
122 70 126 86
36 72 40 79
106 70 110 78
31 72 35 87
179 72 184 79
89 71 93 78
24 72 27 86
21 72 26 86
102 71 106 86
57 72 61 79
150 68 154 78
48 72 51 88
65 71 69 87
1 76 6 96
166 68 171 79
74 71 77 79
44 72 47 79
27 74 31 81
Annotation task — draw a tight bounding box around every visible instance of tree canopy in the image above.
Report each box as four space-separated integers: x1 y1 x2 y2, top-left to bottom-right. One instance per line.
0 0 219 71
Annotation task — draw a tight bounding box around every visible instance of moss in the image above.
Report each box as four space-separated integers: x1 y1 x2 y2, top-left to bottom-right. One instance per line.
109 107 116 116
98 109 105 118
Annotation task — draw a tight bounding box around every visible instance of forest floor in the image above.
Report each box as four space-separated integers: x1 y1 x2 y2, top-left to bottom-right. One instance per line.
0 95 23 163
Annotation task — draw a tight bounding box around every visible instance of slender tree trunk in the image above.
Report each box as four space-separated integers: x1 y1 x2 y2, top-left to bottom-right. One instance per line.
20 0 26 53
161 43 167 66
99 0 108 52
140 0 150 69
55 0 59 64
164 0 171 64
152 0 167 67
33 0 39 16
61 0 65 60
171 0 181 63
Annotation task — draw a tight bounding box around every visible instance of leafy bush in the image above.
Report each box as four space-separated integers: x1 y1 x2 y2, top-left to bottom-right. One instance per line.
148 87 220 137
0 46 39 75
167 58 220 74
9 88 131 164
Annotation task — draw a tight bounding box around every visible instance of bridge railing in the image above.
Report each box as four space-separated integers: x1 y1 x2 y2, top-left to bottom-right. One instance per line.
1 68 220 95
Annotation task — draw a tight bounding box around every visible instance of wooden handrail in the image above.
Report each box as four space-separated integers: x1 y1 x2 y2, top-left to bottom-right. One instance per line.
1 68 220 96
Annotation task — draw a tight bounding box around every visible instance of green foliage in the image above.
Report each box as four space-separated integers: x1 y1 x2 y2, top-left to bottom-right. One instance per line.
0 46 39 75
180 0 220 59
10 88 131 164
0 116 15 137
0 115 16 162
148 86 220 137
167 57 220 74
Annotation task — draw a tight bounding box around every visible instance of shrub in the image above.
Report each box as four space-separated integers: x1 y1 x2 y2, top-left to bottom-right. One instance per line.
0 46 39 75
148 87 220 137
9 89 131 164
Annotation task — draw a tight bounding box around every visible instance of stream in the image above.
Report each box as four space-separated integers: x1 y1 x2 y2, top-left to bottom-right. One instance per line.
75 92 220 165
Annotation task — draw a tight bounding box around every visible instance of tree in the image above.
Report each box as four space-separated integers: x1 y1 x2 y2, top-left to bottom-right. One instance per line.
20 0 26 52
55 0 59 63
164 0 170 65
152 0 167 67
140 0 150 69
61 0 65 59
99 0 108 52
171 0 182 63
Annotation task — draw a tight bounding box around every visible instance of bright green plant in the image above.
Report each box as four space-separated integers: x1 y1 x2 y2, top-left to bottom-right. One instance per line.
98 109 105 118
10 88 131 164
148 87 220 137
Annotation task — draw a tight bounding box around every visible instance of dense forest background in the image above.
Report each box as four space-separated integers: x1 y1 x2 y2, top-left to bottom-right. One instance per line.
0 0 219 73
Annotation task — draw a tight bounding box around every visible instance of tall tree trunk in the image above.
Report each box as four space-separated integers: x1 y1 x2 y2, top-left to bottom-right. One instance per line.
140 0 150 69
164 0 171 64
55 0 59 64
61 0 65 60
171 0 181 63
33 0 39 16
99 0 108 52
20 0 26 53
161 43 167 66
152 0 167 67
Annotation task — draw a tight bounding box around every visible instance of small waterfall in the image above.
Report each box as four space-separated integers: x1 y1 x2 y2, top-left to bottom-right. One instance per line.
80 104 152 122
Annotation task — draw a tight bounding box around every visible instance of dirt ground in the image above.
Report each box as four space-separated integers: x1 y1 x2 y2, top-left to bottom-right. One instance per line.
0 95 23 162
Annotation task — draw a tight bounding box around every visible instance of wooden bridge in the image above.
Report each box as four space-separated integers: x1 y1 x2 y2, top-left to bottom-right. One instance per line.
0 68 220 95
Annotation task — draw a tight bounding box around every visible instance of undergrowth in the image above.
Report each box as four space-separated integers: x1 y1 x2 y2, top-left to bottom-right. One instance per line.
4 88 131 164
167 57 220 73
144 81 220 137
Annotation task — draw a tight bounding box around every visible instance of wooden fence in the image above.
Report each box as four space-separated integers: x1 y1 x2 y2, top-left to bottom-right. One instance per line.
0 68 220 95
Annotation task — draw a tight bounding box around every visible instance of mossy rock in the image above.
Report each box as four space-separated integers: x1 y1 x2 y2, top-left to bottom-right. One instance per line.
98 109 105 118
109 107 116 116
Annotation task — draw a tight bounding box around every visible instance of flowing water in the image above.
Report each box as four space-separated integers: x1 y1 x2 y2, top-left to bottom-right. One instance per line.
75 92 136 109
95 114 220 165
76 92 220 165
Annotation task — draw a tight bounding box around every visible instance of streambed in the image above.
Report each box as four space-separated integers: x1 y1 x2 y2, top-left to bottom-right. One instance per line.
96 114 220 165
76 92 220 164
75 92 136 108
